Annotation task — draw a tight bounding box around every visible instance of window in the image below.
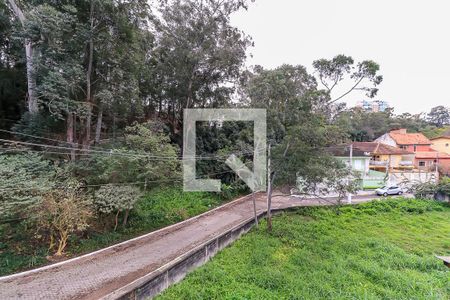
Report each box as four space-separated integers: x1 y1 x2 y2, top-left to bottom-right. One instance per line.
418 161 425 167
446 143 449 147
354 160 362 170
400 145 407 150
413 145 417 151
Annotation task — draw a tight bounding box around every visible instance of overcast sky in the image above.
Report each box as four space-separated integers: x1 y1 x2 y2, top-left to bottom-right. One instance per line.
230 0 450 115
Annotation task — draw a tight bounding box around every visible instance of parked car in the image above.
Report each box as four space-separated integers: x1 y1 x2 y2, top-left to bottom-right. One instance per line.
375 186 403 196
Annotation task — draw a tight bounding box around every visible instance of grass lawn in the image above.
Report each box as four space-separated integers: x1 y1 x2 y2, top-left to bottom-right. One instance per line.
0 188 232 276
158 199 450 300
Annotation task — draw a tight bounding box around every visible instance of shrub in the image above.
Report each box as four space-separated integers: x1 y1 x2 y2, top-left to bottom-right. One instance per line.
0 153 56 220
410 178 450 199
33 182 93 256
94 185 142 230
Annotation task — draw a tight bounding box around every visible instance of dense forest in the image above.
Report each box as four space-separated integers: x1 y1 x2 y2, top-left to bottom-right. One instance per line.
0 0 449 271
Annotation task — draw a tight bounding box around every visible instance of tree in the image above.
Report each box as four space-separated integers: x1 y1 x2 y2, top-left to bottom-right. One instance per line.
427 106 450 128
0 152 55 220
70 121 179 189
6 0 38 114
34 182 93 256
245 64 351 230
0 0 27 125
94 184 141 230
150 0 252 139
313 54 383 104
8 0 153 156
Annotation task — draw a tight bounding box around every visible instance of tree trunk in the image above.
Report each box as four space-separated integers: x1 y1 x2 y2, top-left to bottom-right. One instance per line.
94 104 103 144
84 104 92 150
56 230 68 256
122 209 130 227
114 210 120 231
66 113 76 161
83 0 94 149
8 0 38 114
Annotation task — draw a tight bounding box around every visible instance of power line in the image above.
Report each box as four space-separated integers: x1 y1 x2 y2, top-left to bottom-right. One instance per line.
0 129 109 151
0 168 240 193
0 138 265 161
0 129 265 159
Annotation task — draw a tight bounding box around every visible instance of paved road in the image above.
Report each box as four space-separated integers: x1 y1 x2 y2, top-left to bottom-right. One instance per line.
0 193 381 299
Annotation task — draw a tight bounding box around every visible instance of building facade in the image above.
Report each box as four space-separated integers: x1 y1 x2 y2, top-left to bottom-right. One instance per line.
355 100 390 112
431 136 450 154
375 129 432 152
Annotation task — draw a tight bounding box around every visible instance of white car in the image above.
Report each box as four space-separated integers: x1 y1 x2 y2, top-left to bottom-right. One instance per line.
375 186 403 197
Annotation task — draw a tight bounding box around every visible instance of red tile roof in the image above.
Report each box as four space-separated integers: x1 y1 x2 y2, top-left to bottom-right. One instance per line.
389 131 431 145
352 142 414 155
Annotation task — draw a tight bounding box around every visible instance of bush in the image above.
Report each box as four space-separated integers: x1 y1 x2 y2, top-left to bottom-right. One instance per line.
0 153 56 220
410 178 450 199
33 182 93 256
94 184 142 230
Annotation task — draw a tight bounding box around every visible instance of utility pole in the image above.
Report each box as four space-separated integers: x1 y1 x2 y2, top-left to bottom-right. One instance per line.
252 191 258 228
347 143 353 204
266 144 272 231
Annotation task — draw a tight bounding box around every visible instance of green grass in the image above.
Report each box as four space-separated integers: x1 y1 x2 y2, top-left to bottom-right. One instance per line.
157 199 450 300
0 188 231 276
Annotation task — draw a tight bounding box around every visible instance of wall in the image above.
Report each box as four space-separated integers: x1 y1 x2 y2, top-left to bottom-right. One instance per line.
375 154 402 168
337 157 370 175
388 170 439 187
375 133 397 147
363 170 386 189
431 138 450 154
404 144 432 152
113 211 272 300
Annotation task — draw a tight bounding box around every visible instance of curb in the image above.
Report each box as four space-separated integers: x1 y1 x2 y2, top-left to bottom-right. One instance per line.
0 193 256 281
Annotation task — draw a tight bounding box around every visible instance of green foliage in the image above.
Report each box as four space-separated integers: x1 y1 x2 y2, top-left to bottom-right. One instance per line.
157 199 450 299
0 153 56 219
427 106 450 128
0 187 226 275
94 185 141 215
71 121 179 185
130 188 221 229
94 184 142 230
150 0 252 126
94 184 141 214
246 64 351 192
313 54 383 102
422 125 450 139
11 112 63 141
335 107 448 142
410 178 450 199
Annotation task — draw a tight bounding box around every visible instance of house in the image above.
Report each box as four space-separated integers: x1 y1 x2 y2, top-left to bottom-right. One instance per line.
327 143 415 189
431 135 450 155
375 128 432 152
351 142 415 171
327 144 371 175
327 144 377 189
415 151 450 176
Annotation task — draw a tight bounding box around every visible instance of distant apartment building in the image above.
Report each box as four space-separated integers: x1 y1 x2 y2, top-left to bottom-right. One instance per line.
356 100 390 112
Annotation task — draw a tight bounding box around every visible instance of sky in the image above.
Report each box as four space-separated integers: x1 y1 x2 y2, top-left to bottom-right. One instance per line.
230 0 450 114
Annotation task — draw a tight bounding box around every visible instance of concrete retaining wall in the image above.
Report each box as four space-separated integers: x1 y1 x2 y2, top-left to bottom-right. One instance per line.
115 216 262 300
